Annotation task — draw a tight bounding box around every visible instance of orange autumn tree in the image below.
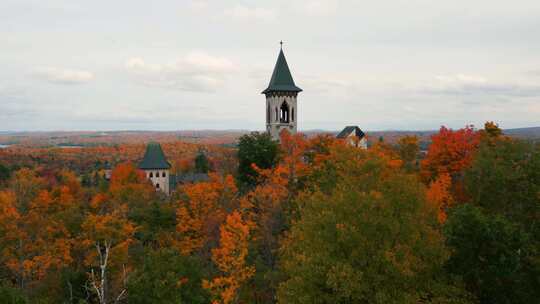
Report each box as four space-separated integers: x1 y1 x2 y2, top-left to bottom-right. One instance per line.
240 131 308 220
235 131 316 302
80 163 144 304
304 134 337 164
107 162 157 229
236 160 290 302
426 172 454 223
278 130 310 190
81 193 135 304
108 162 155 199
176 173 237 255
0 190 24 286
421 126 481 183
203 210 254 304
240 131 310 242
370 139 403 170
0 170 80 292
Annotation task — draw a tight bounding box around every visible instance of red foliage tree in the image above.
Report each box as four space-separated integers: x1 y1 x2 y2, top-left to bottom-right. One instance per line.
421 126 481 183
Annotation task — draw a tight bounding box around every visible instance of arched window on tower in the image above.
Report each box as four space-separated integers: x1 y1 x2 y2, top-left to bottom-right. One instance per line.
275 107 278 122
156 183 160 189
292 107 295 122
267 104 270 123
280 102 289 123
149 172 153 178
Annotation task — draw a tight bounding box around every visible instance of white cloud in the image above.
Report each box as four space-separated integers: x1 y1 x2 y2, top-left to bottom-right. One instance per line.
528 69 540 77
188 0 208 11
294 0 338 16
125 52 236 92
423 74 540 97
224 5 276 21
33 67 94 84
435 74 488 86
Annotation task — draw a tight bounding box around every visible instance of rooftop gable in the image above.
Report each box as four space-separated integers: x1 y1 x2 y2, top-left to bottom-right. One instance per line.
337 126 366 139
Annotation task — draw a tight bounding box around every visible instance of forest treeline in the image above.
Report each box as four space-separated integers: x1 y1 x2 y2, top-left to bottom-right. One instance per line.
0 122 538 304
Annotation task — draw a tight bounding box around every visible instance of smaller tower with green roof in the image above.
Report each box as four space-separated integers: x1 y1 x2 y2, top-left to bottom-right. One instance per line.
138 142 171 194
263 42 302 141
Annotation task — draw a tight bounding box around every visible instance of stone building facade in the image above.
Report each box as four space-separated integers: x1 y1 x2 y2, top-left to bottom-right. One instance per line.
138 142 171 195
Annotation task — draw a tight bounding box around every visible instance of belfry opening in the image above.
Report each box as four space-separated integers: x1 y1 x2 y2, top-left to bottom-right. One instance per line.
280 102 290 123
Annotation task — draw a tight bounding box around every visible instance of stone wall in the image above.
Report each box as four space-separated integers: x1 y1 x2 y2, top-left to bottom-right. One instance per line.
144 169 170 195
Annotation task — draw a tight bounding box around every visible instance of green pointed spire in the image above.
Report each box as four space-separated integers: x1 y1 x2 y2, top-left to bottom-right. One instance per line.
138 142 171 170
262 48 302 94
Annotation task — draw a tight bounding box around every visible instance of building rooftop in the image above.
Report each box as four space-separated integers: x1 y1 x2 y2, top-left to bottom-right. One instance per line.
138 142 171 170
262 48 302 94
337 126 366 139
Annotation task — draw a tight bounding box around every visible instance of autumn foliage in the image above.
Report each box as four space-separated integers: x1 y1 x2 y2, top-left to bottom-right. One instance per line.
421 125 481 182
0 124 538 303
426 172 454 223
203 211 254 304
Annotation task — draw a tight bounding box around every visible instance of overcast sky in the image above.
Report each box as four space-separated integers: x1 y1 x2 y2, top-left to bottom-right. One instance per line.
1 0 540 131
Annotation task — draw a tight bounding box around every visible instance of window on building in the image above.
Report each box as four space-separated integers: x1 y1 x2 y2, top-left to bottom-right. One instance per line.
155 171 159 177
156 183 160 189
280 101 289 123
149 172 153 178
292 107 295 122
267 105 270 123
162 172 166 177
275 107 278 122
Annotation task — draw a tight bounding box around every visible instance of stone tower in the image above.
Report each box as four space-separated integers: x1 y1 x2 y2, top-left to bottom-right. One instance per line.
262 45 302 141
138 142 171 195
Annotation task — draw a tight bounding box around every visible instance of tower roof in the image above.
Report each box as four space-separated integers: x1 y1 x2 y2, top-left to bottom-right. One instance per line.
138 142 171 170
262 48 302 94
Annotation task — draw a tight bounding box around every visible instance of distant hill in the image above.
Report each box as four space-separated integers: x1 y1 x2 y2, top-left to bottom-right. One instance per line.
503 127 540 141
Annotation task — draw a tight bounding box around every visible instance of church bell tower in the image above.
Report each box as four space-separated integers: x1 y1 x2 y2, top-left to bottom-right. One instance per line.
262 43 302 141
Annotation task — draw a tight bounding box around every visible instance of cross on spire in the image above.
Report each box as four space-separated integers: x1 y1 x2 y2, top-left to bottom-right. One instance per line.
280 40 283 49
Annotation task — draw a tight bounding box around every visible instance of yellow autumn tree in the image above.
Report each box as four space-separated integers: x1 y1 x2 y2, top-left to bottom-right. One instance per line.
203 211 254 304
176 173 237 255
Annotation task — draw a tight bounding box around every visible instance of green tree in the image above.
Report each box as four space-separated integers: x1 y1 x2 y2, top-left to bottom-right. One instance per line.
194 151 211 174
0 163 10 185
0 282 27 304
278 150 473 304
131 201 176 246
444 204 538 304
127 249 210 304
457 138 540 303
464 139 540 232
396 135 420 172
237 132 279 188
